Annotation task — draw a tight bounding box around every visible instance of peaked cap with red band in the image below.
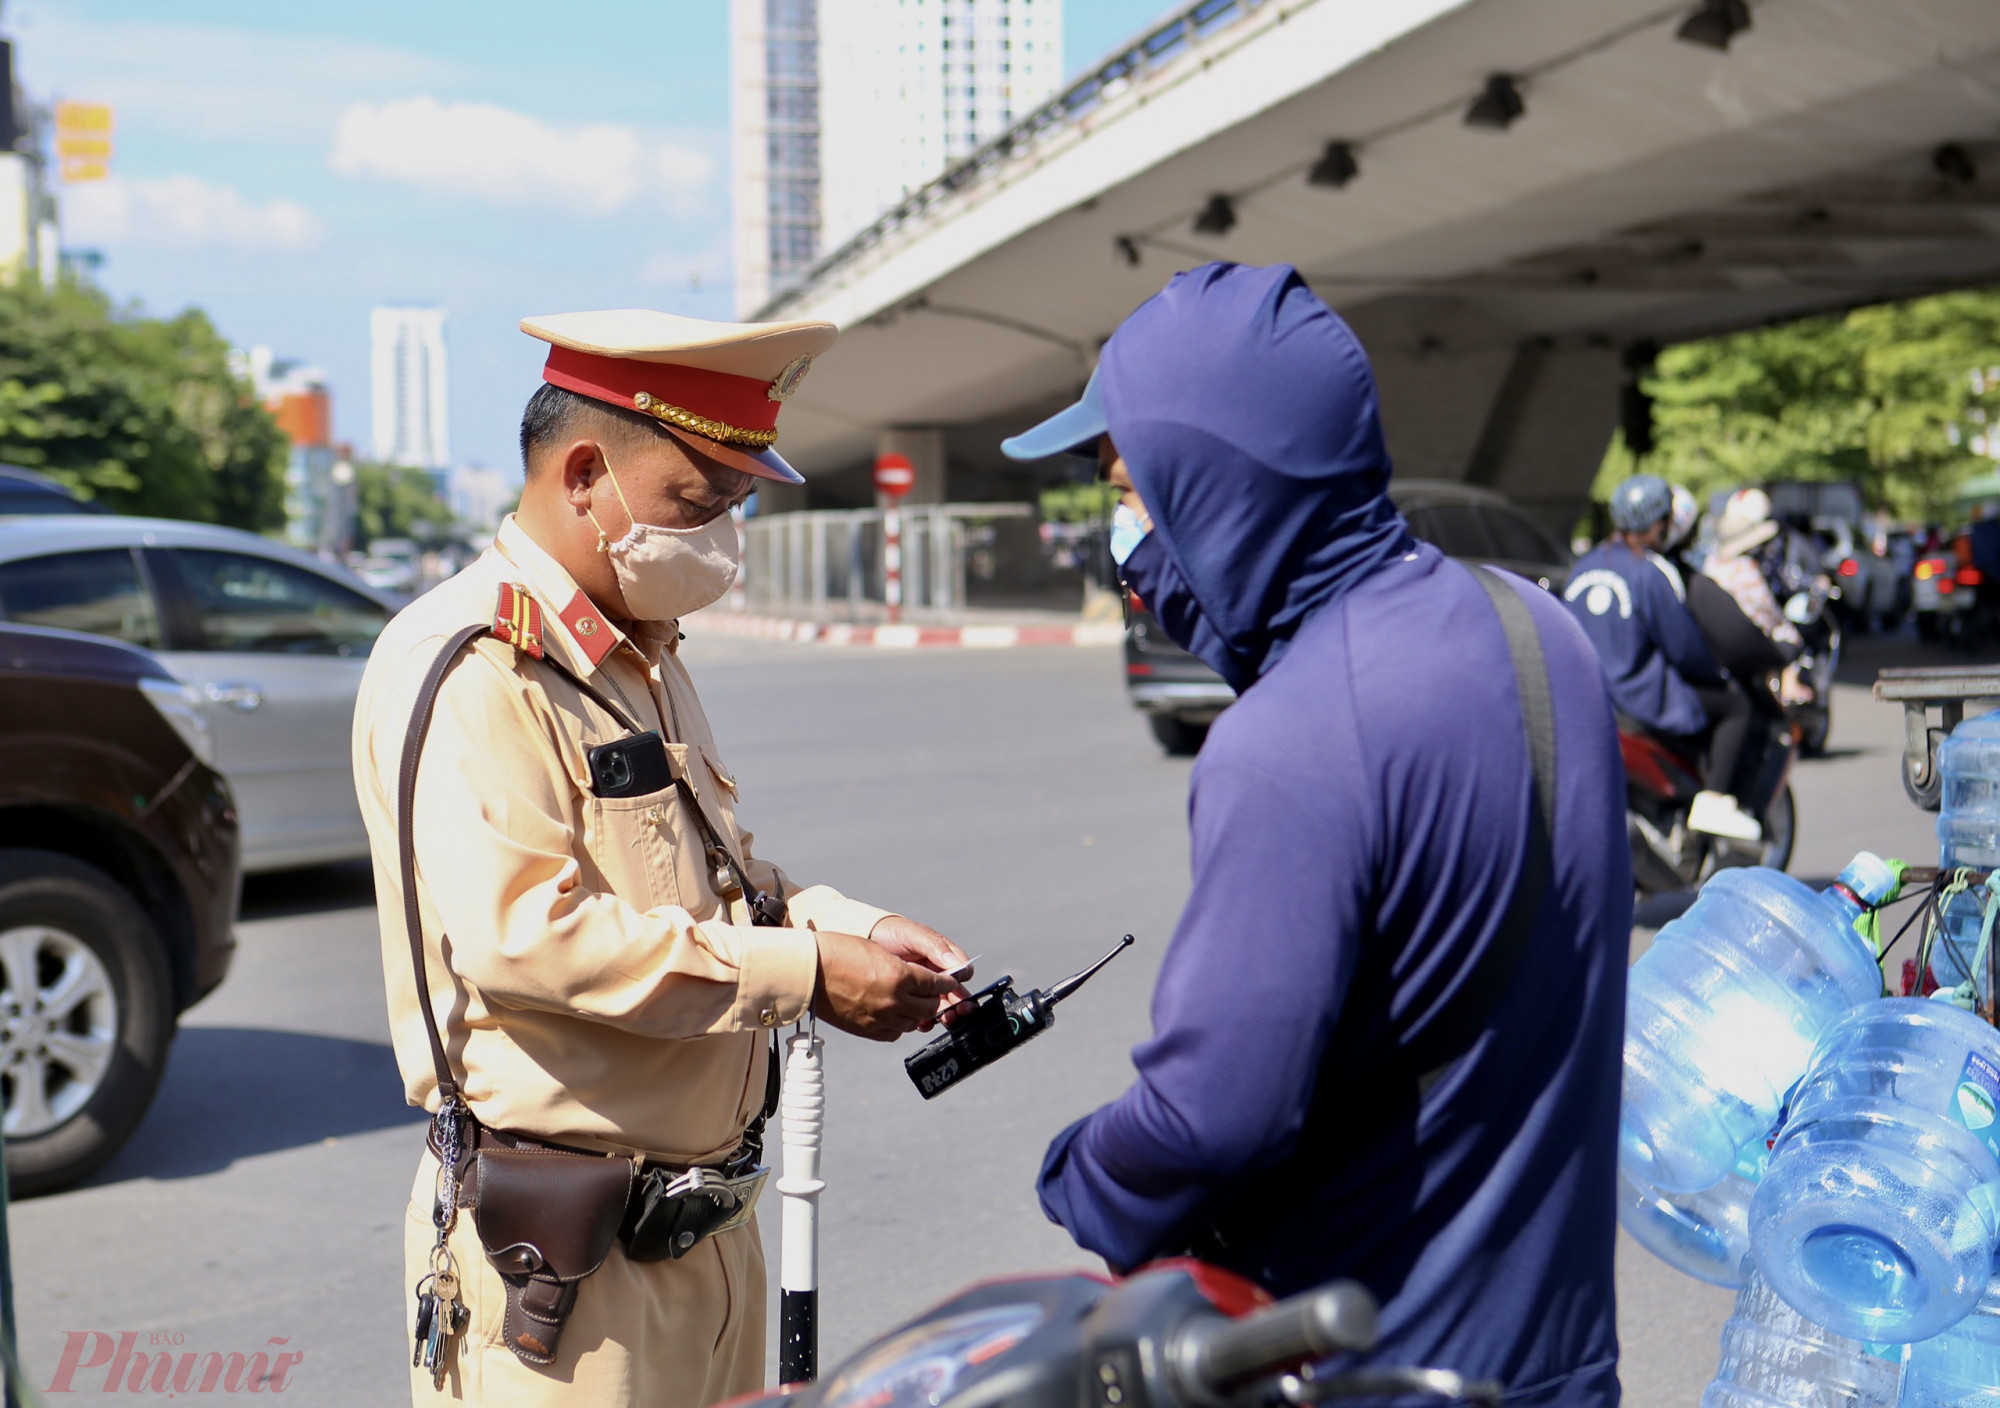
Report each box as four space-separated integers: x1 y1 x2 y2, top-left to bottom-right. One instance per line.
521 309 837 486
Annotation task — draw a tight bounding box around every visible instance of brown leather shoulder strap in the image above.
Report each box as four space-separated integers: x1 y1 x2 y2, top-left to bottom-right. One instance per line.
398 623 492 1102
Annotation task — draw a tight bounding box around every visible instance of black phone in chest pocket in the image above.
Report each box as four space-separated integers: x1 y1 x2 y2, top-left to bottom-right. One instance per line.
588 732 676 798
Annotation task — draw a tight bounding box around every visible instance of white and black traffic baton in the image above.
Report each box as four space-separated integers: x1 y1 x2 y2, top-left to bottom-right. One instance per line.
777 1013 825 1384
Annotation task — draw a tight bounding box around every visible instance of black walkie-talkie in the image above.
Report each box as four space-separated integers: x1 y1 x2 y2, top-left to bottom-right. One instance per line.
905 935 1135 1099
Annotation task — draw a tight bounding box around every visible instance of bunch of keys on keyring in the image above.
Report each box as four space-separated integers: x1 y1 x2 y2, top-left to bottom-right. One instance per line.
415 1103 471 1388
414 1250 469 1387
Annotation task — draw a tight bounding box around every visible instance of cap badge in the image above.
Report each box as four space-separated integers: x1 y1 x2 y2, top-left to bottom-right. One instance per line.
767 355 813 403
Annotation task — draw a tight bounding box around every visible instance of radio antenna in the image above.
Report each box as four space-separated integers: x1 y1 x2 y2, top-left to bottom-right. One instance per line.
1044 934 1135 1009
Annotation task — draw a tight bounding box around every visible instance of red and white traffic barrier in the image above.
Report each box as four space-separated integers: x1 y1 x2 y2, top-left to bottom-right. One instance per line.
690 613 1124 649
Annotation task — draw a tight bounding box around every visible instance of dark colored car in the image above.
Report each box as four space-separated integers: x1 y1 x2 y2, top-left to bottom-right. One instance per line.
1124 480 1572 754
0 623 239 1194
0 464 108 517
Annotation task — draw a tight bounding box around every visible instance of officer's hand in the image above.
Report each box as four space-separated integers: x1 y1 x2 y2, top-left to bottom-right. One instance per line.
813 929 964 1041
871 915 970 970
869 916 975 1030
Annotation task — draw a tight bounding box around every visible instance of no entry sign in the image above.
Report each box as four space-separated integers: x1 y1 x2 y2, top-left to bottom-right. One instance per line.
873 454 916 497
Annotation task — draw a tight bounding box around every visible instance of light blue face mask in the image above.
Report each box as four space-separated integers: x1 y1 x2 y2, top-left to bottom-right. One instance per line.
1109 502 1151 565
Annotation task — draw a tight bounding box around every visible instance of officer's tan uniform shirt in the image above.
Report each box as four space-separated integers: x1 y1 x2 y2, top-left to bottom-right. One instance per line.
354 515 892 1162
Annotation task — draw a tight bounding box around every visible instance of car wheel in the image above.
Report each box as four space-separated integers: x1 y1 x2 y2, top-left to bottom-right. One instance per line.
1147 713 1209 756
0 850 173 1196
1917 611 1940 642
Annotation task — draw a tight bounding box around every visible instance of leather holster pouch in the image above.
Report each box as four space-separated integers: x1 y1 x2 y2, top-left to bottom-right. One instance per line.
471 1148 634 1366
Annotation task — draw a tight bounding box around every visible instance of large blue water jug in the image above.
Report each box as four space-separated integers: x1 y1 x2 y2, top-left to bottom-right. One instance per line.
1934 714 2000 1002
1619 1161 1758 1287
1901 1278 2000 1406
1753 999 2000 1343
1701 1267 1903 1408
1623 856 1895 1193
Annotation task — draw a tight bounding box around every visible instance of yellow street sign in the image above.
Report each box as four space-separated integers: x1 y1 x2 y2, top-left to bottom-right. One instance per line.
54 102 113 135
54 103 114 182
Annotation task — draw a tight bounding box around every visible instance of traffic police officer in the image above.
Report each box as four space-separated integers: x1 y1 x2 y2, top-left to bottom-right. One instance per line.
353 309 968 1406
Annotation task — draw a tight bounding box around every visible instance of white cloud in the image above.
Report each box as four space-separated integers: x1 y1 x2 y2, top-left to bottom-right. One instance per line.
331 96 715 215
62 176 324 251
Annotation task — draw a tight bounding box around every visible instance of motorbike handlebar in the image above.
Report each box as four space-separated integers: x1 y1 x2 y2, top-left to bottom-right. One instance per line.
1176 1281 1380 1398
1278 1366 1505 1407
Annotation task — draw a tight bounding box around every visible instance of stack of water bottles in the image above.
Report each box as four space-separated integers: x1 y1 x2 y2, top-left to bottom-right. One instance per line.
1616 711 2000 1407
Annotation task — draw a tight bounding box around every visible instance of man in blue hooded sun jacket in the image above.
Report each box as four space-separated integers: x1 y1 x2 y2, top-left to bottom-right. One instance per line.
1002 264 1630 1406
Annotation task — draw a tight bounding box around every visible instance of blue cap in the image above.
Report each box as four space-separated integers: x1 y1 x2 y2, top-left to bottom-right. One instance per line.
1000 369 1107 461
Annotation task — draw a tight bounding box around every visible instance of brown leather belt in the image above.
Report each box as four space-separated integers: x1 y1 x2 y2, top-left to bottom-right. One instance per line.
430 1121 711 1207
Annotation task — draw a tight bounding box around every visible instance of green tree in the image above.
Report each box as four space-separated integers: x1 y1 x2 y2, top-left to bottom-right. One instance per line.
1594 288 2000 522
1039 481 1118 523
354 462 453 544
0 276 286 528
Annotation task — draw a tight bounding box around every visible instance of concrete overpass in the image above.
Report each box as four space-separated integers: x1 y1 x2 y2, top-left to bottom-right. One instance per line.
749 0 2000 532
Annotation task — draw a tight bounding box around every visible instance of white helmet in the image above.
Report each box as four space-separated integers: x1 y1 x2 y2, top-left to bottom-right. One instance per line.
1664 485 1700 551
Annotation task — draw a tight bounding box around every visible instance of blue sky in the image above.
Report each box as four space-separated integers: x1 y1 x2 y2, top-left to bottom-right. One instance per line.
9 1 1174 478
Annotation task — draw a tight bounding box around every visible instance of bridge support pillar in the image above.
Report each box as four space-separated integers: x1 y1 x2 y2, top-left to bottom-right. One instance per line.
1343 298 1620 540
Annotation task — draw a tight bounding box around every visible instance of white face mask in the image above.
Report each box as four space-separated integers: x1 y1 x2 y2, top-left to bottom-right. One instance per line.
1109 502 1152 565
586 455 741 622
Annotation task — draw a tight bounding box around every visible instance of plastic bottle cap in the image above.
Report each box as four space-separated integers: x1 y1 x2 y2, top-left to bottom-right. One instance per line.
1837 851 1900 907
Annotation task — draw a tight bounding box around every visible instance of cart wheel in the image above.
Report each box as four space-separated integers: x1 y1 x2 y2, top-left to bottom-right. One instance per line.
1904 756 1945 812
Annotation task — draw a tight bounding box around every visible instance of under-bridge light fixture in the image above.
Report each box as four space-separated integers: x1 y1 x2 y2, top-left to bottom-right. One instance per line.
1935 143 1979 186
1307 142 1359 189
1114 236 1141 267
1464 75 1525 131
1192 194 1237 236
1675 0 1751 49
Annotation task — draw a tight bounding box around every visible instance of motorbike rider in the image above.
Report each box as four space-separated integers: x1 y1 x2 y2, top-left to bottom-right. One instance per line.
1701 488 1814 709
1007 263 1631 1407
1565 476 1763 842
1704 490 1804 651
1653 487 1799 700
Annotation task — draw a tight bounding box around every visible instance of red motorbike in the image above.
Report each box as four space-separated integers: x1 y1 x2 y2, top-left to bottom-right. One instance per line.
725 1261 1498 1408
1622 711 1796 898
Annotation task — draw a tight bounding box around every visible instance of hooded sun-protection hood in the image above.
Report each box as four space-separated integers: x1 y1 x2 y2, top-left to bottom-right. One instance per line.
1102 263 1411 689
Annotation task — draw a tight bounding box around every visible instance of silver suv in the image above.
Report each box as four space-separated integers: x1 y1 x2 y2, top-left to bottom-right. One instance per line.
0 517 400 873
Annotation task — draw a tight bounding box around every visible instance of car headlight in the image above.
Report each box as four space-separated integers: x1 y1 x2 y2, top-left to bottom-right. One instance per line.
820 1304 1047 1408
138 676 216 768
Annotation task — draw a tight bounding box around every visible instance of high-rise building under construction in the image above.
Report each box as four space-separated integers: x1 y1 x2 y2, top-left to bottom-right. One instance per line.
731 0 1062 317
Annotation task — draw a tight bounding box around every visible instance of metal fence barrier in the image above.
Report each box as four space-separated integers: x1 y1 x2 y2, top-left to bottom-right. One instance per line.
741 504 1038 617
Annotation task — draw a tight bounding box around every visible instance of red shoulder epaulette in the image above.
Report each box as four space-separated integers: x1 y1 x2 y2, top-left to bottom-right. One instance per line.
493 582 545 659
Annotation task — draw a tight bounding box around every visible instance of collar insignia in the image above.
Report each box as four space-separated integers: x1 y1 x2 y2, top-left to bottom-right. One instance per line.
558 591 619 667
